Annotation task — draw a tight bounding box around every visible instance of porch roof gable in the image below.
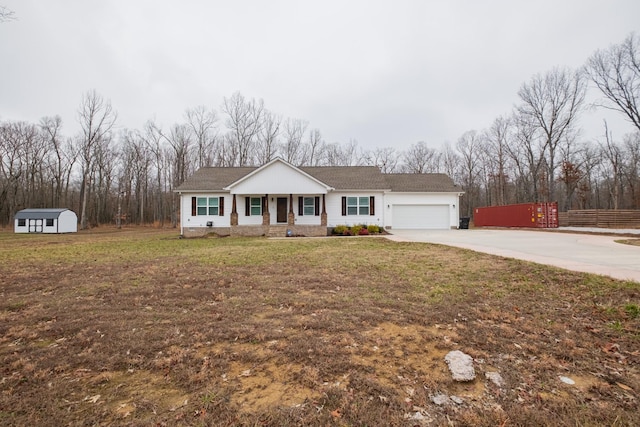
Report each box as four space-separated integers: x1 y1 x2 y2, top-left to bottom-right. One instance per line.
224 158 334 194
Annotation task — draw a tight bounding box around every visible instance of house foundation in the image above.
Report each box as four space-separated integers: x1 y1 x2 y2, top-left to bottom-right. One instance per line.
182 225 328 238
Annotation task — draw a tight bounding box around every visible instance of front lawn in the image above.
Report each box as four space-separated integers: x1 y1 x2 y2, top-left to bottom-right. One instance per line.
0 229 638 426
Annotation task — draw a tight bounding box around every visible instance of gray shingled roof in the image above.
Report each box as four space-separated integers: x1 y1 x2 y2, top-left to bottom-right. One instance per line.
14 208 72 219
384 173 461 192
175 165 459 193
175 167 257 191
300 166 390 190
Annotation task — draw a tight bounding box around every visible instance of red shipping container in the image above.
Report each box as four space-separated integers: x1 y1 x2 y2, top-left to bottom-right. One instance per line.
473 202 559 228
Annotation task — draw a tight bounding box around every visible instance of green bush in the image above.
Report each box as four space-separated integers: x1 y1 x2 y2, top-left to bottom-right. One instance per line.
332 225 348 235
332 224 380 236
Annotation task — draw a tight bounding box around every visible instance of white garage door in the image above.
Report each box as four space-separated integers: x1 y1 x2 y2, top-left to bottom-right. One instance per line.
393 205 450 229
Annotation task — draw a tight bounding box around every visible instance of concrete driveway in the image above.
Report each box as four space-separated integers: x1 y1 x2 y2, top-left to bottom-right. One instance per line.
386 228 640 283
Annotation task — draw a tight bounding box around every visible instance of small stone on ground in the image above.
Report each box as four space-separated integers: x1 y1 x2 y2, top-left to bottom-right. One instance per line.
486 371 505 387
559 376 575 385
445 350 476 381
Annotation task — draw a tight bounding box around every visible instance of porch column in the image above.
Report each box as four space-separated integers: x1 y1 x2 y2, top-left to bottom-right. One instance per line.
321 194 327 226
262 194 270 226
230 194 238 226
288 193 295 225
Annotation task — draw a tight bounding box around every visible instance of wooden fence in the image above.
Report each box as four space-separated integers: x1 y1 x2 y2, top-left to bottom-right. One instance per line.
558 210 640 228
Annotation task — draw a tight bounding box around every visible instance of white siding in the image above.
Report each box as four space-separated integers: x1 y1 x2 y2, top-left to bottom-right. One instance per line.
291 196 323 225
58 211 78 233
326 192 384 227
230 160 328 195
181 193 231 228
14 220 28 233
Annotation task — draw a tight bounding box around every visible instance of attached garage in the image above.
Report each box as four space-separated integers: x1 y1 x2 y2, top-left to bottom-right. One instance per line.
392 204 450 229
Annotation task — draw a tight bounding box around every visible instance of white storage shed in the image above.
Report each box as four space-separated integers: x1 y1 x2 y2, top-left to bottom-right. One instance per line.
14 208 78 234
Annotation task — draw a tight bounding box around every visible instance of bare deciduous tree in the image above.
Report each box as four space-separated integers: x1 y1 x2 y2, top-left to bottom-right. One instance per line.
506 112 544 202
456 131 483 216
282 118 308 166
256 110 281 165
364 147 400 173
221 92 264 166
40 116 77 207
142 120 170 225
622 132 640 208
77 90 117 229
323 140 359 166
599 121 623 209
401 141 439 173
0 5 15 22
306 128 324 166
185 106 218 169
587 33 640 132
484 116 511 205
517 67 586 202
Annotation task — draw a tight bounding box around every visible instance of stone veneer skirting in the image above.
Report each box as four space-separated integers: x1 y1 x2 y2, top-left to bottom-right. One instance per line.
182 225 328 238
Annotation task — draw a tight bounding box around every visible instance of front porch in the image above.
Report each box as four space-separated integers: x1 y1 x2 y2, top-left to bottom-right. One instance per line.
229 193 328 237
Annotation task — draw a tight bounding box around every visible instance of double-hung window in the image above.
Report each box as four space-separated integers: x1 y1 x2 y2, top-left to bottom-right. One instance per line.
347 196 369 215
250 197 261 216
196 197 218 215
342 196 375 216
298 196 320 216
192 196 224 216
207 198 219 215
303 197 315 216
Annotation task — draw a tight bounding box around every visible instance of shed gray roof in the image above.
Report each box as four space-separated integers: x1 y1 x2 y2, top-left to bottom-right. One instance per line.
175 165 460 193
14 208 72 220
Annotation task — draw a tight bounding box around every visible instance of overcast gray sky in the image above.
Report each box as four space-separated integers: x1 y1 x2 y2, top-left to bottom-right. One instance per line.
1 0 639 151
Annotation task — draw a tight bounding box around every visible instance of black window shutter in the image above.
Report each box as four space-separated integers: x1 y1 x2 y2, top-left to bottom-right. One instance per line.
370 196 375 216
341 196 346 216
191 197 196 216
219 197 224 216
262 196 267 212
298 197 303 216
315 196 320 216
245 197 250 216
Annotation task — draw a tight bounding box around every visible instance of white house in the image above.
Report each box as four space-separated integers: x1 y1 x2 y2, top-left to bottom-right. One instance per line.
175 158 463 237
14 208 78 234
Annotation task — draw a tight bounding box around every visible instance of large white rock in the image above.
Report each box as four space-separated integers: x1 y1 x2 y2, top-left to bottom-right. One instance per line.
444 350 476 382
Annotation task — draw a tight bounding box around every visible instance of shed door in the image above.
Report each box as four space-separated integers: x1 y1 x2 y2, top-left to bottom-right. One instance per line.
28 219 43 233
393 205 449 229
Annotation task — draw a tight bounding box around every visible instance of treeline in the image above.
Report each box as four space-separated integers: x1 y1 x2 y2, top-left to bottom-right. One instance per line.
1 33 639 228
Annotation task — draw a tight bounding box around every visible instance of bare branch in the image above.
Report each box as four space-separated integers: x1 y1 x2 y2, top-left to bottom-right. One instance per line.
0 5 16 22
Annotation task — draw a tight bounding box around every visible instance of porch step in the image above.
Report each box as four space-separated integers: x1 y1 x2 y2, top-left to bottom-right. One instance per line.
267 225 288 237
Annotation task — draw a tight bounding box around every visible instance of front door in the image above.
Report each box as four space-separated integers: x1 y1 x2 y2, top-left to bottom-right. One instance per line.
277 198 288 223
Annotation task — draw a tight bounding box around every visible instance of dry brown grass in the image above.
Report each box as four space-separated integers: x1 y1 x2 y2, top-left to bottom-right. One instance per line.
617 239 640 247
0 228 638 426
